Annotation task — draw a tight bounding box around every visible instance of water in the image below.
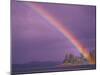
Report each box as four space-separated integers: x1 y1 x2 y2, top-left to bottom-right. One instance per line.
12 61 96 74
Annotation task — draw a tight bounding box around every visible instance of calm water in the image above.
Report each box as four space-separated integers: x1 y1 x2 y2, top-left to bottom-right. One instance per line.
12 61 96 74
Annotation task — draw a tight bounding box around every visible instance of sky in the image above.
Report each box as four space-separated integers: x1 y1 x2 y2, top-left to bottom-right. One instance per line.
11 1 96 64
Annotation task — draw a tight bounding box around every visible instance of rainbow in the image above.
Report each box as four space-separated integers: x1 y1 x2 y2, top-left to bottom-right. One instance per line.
27 3 95 64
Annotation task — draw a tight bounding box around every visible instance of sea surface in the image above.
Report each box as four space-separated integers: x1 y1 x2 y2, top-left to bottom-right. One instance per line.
12 61 96 74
